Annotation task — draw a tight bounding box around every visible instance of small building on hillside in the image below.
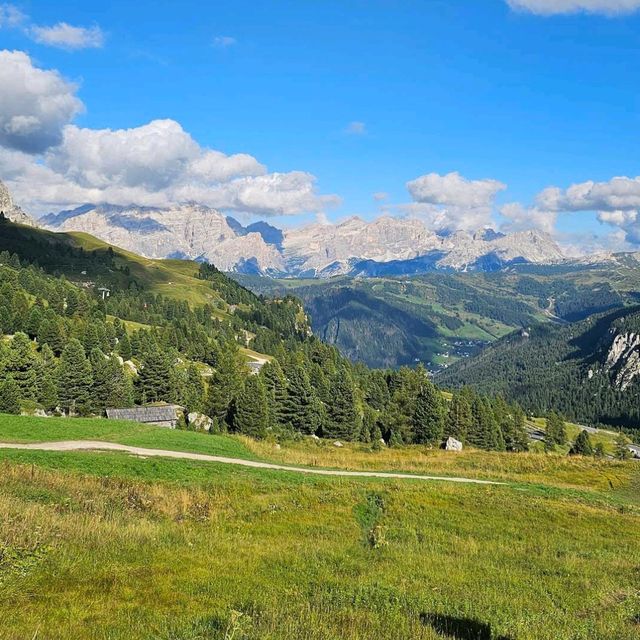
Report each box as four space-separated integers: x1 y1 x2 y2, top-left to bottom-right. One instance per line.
106 405 183 429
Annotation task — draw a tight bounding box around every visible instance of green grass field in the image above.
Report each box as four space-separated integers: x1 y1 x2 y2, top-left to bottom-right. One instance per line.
0 414 638 639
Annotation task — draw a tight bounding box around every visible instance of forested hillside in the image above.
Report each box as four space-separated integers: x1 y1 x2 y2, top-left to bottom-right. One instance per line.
438 306 640 434
233 265 634 369
0 218 531 451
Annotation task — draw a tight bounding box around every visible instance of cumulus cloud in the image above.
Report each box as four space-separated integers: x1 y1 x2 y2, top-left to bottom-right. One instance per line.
345 121 366 135
506 0 640 15
213 36 236 48
400 171 506 231
500 202 557 234
30 22 104 50
0 50 83 153
537 176 640 212
534 175 640 245
407 171 506 209
373 192 388 202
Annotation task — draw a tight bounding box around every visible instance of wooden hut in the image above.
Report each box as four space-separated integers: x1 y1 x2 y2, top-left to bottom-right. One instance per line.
106 405 183 428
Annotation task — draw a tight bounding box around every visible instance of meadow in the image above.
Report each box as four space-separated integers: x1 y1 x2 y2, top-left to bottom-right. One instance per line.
0 414 638 639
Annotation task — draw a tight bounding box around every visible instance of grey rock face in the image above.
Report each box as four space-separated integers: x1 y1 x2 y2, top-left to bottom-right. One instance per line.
604 332 640 391
0 181 36 227
42 201 565 276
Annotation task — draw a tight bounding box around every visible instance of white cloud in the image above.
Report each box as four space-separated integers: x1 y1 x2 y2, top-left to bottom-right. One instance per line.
535 176 640 245
401 171 506 231
500 202 557 234
0 3 26 28
537 176 640 212
0 50 339 218
407 171 506 209
30 22 104 50
506 0 640 16
373 192 388 202
345 121 366 135
213 36 236 48
0 50 83 153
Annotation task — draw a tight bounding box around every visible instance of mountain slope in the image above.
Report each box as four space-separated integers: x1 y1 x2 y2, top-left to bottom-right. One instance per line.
40 200 564 277
437 306 640 432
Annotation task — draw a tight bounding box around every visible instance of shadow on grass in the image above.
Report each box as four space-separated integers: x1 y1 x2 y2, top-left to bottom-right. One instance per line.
420 613 514 640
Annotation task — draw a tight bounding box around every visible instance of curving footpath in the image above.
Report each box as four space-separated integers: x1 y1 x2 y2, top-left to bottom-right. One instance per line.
0 440 504 485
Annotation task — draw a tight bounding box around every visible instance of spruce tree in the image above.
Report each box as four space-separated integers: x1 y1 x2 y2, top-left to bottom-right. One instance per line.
118 333 132 361
57 338 93 414
569 430 594 456
233 375 269 439
260 360 288 429
614 433 632 460
5 332 37 400
206 343 246 425
546 412 567 446
446 391 472 441
0 377 21 414
282 359 316 434
412 380 445 445
137 346 173 404
324 365 359 441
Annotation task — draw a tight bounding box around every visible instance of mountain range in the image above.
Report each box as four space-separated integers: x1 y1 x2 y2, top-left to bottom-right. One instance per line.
32 194 565 277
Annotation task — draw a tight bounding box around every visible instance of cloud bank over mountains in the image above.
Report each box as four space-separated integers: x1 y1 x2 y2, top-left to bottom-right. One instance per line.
0 50 338 217
0 46 637 252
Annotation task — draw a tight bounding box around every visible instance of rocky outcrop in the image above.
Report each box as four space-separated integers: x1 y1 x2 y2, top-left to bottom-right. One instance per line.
0 180 36 227
603 332 640 390
39 199 565 277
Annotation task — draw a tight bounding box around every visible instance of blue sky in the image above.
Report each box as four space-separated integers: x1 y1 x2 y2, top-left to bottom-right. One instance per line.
1 0 640 252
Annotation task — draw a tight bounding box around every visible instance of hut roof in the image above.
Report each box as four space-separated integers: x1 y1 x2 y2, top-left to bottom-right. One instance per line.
106 405 181 423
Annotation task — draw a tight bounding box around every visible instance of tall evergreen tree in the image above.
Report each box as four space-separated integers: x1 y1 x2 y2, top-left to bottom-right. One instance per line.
57 339 93 414
260 360 288 429
569 430 594 456
446 391 473 441
324 365 359 441
412 380 445 445
0 376 20 414
5 332 37 400
137 346 173 404
233 375 269 439
545 412 567 446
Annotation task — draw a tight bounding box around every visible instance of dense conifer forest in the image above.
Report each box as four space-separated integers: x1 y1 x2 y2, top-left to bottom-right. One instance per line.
0 219 529 451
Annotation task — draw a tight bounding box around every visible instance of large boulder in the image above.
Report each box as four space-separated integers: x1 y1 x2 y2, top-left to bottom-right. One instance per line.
443 436 463 451
188 412 213 432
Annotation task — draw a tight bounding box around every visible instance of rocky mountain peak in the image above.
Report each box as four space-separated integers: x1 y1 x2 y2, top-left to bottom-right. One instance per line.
0 180 36 227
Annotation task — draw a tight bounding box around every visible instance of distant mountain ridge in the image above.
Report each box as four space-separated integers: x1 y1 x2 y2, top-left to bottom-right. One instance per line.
38 198 565 277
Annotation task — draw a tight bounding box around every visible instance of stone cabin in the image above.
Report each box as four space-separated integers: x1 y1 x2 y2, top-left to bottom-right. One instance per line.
106 405 183 428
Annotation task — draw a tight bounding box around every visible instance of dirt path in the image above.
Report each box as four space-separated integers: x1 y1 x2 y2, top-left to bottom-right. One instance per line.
0 440 504 485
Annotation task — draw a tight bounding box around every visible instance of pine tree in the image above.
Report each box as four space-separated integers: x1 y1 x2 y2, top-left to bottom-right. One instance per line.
5 332 37 400
206 343 246 425
324 365 359 441
260 360 288 429
118 332 132 361
569 430 594 456
281 359 316 434
137 347 173 404
0 376 21 414
545 412 567 446
233 375 269 439
183 364 205 413
446 391 473 441
57 339 93 414
412 380 445 445
614 433 632 460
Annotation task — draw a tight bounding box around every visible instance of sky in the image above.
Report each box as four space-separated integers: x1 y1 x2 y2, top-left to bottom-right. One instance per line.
1 0 640 254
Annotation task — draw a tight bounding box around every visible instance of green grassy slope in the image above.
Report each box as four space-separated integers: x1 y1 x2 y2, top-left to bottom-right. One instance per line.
0 428 638 639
